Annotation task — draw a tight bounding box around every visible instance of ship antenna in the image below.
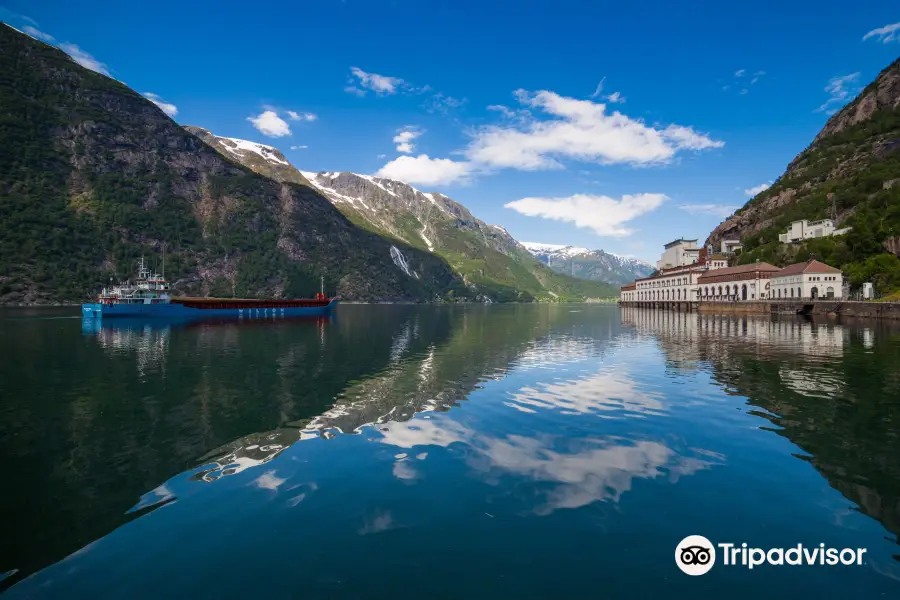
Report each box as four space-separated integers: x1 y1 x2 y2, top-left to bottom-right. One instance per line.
162 244 165 279
321 275 324 297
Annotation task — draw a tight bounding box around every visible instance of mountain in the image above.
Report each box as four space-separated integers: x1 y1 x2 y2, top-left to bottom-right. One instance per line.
184 126 310 187
521 242 655 284
183 128 618 301
706 55 900 294
0 23 466 304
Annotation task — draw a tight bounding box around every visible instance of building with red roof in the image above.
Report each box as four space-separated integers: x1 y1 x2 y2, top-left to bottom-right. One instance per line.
770 260 844 300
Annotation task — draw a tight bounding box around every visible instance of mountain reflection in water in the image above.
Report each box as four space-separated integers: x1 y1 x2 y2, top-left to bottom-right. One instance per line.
1 305 899 598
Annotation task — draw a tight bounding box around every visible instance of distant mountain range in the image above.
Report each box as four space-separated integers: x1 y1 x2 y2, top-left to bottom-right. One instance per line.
188 127 619 301
521 243 655 284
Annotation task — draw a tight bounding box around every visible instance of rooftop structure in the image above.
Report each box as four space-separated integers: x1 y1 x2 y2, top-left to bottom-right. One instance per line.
656 239 700 270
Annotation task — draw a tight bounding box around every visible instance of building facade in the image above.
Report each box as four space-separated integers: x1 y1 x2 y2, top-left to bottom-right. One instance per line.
620 241 846 304
696 262 781 301
656 238 700 270
633 263 709 303
770 260 844 299
720 239 743 254
777 219 852 244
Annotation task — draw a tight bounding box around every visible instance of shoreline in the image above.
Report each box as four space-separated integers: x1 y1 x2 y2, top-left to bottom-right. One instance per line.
619 300 900 321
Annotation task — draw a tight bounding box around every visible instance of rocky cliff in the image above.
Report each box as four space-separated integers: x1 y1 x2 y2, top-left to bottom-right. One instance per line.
704 55 900 293
708 56 900 252
0 23 464 303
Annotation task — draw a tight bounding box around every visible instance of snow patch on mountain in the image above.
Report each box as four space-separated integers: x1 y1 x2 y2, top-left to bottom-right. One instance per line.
521 241 654 284
521 242 592 258
358 174 398 197
219 137 289 166
301 171 375 212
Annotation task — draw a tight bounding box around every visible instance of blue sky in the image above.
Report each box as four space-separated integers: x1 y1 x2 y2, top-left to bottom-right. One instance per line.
3 1 899 262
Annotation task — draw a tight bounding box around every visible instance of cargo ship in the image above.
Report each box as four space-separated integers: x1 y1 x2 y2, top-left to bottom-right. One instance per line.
82 257 340 318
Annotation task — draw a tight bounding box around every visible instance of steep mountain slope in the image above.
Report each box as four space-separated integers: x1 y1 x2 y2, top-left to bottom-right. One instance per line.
299 172 620 300
706 55 900 292
522 242 654 284
185 126 310 186
183 128 618 300
0 23 463 303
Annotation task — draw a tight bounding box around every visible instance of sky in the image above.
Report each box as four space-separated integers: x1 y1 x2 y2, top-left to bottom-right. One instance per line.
3 1 899 263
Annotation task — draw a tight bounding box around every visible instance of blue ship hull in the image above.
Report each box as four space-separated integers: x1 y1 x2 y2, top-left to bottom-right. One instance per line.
82 298 339 319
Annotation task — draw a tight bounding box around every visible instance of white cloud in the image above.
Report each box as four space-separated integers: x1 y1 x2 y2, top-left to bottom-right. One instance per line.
750 71 766 84
344 86 366 97
678 204 738 218
862 22 900 43
290 145 308 150
142 92 178 117
464 90 723 170
247 110 291 137
588 77 625 104
734 69 746 77
376 154 473 186
424 93 466 115
744 182 771 197
816 73 861 114
287 110 317 121
22 25 54 42
504 192 667 237
393 126 423 153
58 42 110 76
347 67 405 95
377 153 387 159
660 125 724 150
739 88 748 95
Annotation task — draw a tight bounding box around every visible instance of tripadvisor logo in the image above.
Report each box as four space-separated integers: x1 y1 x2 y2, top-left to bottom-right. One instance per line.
675 535 867 576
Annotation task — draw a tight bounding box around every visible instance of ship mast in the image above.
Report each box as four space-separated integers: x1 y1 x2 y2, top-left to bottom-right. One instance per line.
320 275 324 297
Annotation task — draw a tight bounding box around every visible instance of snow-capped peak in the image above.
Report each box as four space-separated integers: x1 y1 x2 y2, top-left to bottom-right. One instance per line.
521 242 592 258
217 137 289 166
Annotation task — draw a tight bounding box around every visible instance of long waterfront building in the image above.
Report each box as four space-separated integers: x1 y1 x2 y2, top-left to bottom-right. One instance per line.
620 243 845 304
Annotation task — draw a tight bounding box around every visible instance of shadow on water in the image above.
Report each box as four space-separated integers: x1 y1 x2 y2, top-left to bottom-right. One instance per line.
0 304 603 591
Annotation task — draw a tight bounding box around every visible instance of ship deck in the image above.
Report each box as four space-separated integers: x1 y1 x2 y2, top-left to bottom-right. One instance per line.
170 297 333 310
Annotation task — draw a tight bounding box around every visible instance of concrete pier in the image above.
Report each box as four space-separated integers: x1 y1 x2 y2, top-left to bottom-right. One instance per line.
618 300 900 320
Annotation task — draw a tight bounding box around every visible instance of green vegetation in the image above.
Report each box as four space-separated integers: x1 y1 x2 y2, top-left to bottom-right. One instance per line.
0 24 467 303
734 73 900 295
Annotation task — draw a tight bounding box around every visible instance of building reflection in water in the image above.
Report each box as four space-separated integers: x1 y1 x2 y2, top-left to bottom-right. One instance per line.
620 307 900 566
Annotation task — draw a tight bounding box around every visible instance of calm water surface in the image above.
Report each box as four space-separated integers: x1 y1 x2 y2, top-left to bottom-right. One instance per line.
1 305 899 598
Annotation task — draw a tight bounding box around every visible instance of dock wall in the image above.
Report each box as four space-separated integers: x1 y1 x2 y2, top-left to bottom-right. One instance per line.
619 300 900 320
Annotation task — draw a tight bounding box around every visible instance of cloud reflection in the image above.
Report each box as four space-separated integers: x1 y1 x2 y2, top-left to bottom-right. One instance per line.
507 369 665 418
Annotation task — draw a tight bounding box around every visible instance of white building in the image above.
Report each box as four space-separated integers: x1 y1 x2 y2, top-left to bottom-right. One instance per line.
720 239 743 254
633 263 707 303
656 238 701 270
696 262 781 301
777 219 852 244
770 260 844 299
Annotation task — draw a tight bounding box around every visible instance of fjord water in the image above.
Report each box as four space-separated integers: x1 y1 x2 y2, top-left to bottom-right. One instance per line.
1 306 899 598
